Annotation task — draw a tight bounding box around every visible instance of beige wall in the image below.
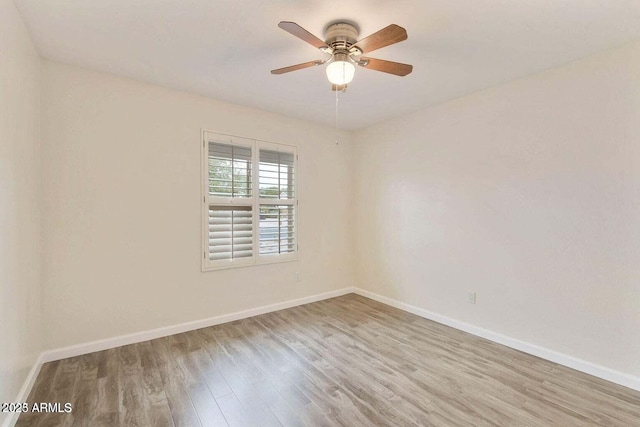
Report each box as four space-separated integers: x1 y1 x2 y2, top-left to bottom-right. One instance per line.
41 61 355 349
354 41 640 377
0 0 42 420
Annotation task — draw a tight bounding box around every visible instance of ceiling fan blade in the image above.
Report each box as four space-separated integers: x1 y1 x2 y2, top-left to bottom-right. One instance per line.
332 84 347 91
271 60 324 75
278 21 328 50
359 57 413 76
354 24 407 54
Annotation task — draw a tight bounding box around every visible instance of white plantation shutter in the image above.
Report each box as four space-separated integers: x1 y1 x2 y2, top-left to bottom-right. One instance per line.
208 206 253 260
258 146 297 260
208 142 252 198
259 149 295 199
202 131 297 270
259 205 295 255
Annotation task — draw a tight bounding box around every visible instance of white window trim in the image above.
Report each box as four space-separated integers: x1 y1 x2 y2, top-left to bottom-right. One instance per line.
201 130 299 271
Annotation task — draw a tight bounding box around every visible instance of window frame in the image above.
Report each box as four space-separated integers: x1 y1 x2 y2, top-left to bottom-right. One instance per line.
201 130 298 271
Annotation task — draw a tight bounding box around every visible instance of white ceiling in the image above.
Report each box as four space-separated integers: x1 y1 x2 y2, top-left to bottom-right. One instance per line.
15 0 640 130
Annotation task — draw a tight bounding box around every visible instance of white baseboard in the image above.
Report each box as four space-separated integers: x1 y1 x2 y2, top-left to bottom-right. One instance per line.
353 288 640 392
2 353 44 427
42 286 356 363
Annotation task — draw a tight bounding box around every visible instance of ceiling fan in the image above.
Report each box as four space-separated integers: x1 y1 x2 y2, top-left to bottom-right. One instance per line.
271 21 413 91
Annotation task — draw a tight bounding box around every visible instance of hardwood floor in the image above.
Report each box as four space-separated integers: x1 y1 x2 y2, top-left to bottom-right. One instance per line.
16 294 640 426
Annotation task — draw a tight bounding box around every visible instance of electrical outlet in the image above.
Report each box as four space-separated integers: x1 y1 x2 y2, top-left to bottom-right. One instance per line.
467 292 476 304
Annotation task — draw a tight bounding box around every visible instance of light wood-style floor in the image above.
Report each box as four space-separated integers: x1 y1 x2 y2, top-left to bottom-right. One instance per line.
17 294 640 426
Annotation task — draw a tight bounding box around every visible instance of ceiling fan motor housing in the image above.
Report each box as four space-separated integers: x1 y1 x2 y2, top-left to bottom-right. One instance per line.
324 22 359 52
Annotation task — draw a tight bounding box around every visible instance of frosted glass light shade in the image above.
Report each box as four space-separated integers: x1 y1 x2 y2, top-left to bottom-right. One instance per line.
326 59 355 85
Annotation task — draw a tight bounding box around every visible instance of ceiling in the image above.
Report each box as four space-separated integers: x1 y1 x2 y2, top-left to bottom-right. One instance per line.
15 0 640 130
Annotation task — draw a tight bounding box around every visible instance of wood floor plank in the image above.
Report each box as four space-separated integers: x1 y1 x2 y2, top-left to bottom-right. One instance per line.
35 356 81 427
166 334 229 427
151 336 202 427
91 348 120 426
15 361 62 427
225 320 319 427
214 392 255 427
137 341 174 427
237 317 371 427
189 347 233 399
17 294 640 426
199 323 283 426
256 310 417 426
117 344 154 427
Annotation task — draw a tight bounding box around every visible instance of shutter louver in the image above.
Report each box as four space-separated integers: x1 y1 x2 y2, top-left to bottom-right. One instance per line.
259 149 294 199
208 206 253 261
209 142 252 198
259 205 295 255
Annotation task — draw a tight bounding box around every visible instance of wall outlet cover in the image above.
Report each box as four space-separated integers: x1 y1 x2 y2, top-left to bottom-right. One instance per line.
468 292 477 304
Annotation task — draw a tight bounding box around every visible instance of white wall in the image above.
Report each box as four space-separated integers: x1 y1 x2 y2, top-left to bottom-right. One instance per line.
41 61 355 349
0 0 42 420
354 41 640 378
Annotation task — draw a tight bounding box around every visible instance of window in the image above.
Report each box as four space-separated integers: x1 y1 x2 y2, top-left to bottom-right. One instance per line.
202 131 297 270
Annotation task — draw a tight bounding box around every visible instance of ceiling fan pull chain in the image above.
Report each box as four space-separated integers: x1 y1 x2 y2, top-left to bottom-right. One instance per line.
335 88 339 145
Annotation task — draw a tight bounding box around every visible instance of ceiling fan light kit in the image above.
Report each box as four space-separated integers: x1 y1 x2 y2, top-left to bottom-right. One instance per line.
326 53 356 85
272 20 413 90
